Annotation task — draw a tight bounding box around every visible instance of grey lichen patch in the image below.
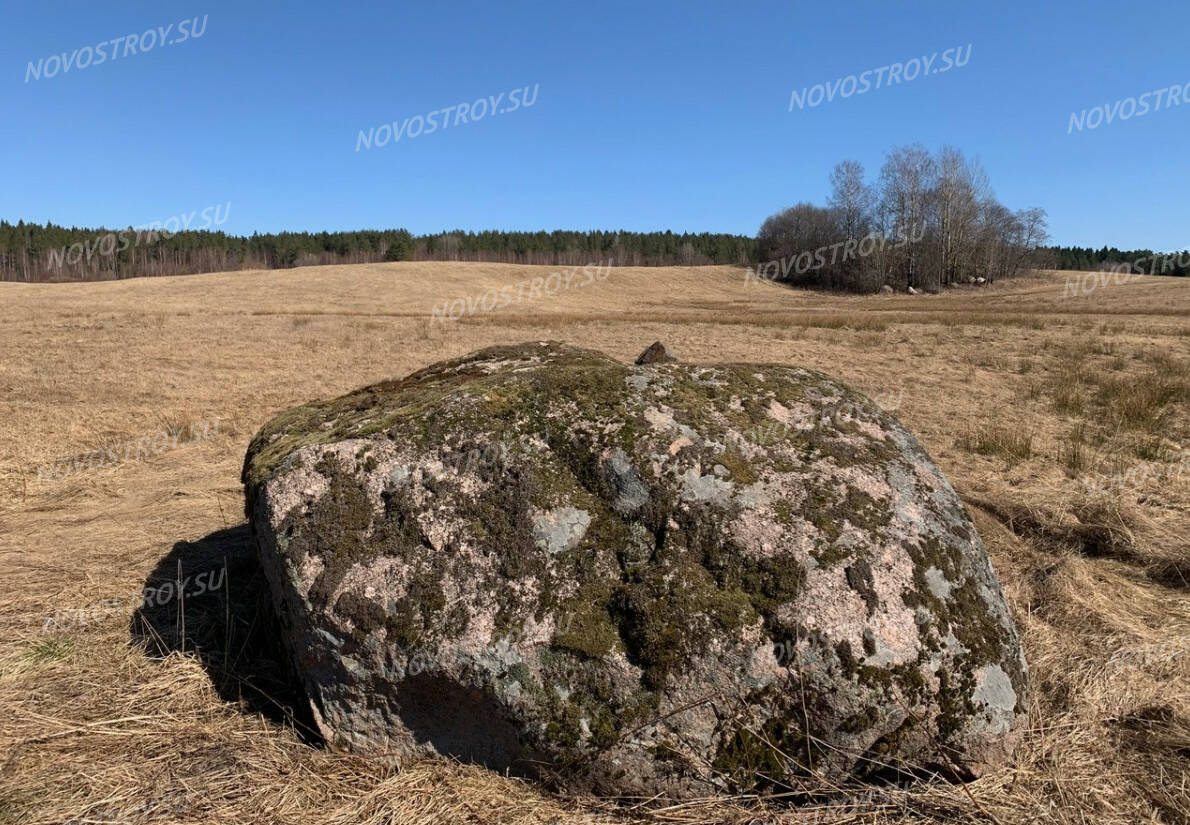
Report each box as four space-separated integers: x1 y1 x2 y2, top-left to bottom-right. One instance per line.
601 447 649 515
972 664 1017 717
532 506 592 555
625 371 653 392
925 566 953 600
679 468 735 504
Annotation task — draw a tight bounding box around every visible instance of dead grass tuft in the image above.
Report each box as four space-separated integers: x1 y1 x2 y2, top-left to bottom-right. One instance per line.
957 425 1034 462
1097 370 1188 432
1058 422 1093 477
1050 368 1086 416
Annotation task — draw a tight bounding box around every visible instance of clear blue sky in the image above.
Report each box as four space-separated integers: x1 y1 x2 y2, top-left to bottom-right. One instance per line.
4 0 1189 249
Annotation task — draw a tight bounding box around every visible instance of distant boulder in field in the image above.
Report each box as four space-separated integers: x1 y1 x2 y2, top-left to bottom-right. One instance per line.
881 285 894 294
243 341 1028 798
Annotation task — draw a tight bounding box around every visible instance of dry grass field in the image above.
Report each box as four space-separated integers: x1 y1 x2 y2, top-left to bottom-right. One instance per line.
1 262 1187 824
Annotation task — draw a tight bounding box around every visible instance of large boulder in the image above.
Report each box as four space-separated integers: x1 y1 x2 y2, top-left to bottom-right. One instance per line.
242 342 1027 797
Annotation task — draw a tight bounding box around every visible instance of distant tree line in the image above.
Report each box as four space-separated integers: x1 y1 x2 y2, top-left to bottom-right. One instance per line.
0 223 419 282
754 144 1050 293
414 230 753 267
1048 245 1190 277
0 222 754 282
2 206 1177 287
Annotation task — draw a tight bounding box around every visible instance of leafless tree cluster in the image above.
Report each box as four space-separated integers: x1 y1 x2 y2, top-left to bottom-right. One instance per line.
757 144 1050 293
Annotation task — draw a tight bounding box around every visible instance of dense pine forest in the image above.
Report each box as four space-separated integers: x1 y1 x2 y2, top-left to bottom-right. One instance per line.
0 222 753 282
0 217 1185 284
1049 245 1190 276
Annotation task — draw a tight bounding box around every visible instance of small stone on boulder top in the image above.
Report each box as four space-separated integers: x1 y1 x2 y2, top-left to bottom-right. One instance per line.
635 341 677 365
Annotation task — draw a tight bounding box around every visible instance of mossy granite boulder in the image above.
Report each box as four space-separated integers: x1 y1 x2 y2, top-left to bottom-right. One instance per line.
242 341 1027 797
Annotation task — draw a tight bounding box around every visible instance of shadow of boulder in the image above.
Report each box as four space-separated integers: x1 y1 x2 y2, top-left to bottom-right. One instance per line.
130 523 319 744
